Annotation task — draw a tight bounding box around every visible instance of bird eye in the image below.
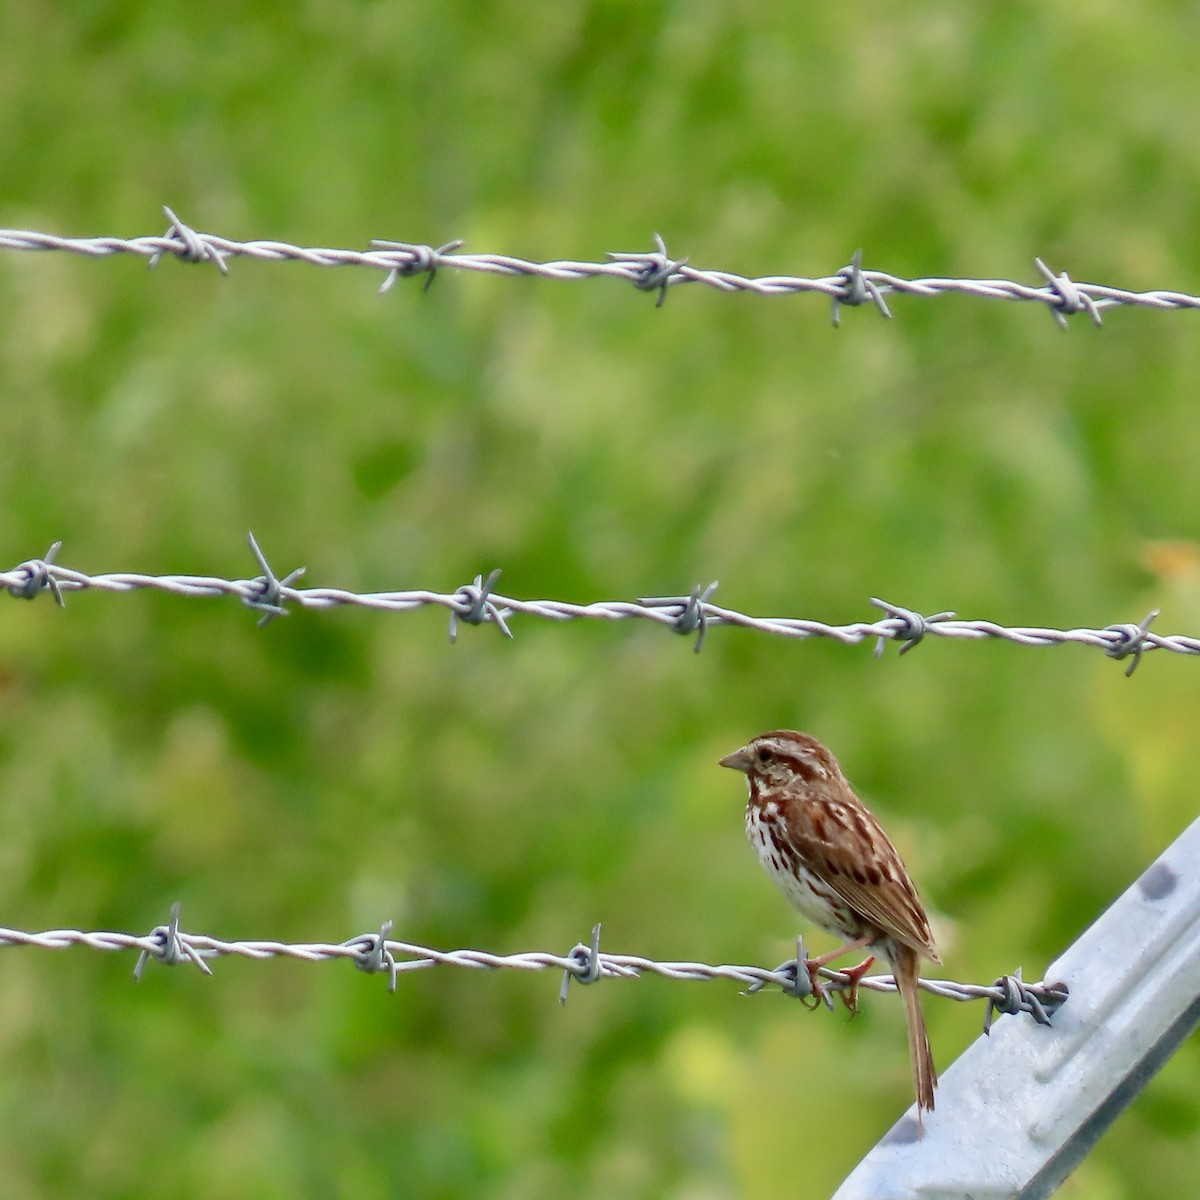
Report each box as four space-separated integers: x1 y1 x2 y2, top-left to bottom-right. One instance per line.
756 747 775 765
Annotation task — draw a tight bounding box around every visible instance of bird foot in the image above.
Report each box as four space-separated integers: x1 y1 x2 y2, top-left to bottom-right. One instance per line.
770 956 833 1009
802 955 875 1013
772 946 878 1013
827 955 877 1015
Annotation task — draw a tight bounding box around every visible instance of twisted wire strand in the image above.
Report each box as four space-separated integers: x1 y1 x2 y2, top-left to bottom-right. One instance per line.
0 540 1178 671
0 211 1196 322
0 921 1066 1028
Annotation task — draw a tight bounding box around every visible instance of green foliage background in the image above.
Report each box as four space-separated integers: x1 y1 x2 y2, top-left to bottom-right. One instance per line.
2 4 1199 1197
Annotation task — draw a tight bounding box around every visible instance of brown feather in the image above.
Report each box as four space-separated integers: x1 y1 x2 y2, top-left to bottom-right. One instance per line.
893 943 938 1118
782 791 941 963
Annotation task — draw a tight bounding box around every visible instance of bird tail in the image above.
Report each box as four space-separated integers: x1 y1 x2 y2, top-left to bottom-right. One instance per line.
894 944 937 1127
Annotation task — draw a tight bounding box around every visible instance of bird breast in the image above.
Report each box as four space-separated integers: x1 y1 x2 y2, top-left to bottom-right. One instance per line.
745 800 864 939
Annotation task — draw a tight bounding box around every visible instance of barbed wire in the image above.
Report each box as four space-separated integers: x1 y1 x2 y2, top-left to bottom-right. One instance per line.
0 906 1067 1032
0 535 1174 673
1 206 1196 327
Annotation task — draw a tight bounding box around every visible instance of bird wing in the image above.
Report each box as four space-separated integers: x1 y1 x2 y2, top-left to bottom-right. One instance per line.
790 798 940 963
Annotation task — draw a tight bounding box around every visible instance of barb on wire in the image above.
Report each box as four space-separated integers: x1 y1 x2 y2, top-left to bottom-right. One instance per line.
148 205 229 275
0 918 1067 1030
0 544 1184 669
748 934 820 1004
3 213 1199 321
448 569 513 642
871 597 957 658
373 238 465 294
243 531 306 626
1035 256 1102 329
132 903 213 980
831 248 892 328
1103 608 1159 677
351 919 400 992
560 922 605 1004
982 967 1068 1033
608 233 689 308
638 581 719 652
5 540 65 606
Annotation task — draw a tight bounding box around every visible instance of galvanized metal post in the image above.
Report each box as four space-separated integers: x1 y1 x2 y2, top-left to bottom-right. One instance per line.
834 816 1200 1199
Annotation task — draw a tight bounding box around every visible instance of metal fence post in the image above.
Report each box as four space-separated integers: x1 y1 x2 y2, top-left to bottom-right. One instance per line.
833 816 1200 1199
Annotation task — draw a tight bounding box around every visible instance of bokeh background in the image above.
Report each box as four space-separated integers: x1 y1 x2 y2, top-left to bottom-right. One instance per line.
2 4 1199 1197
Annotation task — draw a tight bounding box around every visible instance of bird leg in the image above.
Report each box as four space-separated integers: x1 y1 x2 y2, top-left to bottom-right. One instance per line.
804 936 876 1014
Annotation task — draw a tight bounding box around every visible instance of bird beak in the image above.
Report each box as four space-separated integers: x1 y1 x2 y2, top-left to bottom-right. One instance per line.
718 746 752 772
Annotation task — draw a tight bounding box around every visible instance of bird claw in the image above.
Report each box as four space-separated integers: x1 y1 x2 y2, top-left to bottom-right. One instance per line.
803 959 836 1011
828 955 877 1016
808 989 834 1012
768 956 835 1009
